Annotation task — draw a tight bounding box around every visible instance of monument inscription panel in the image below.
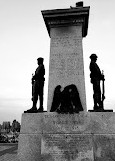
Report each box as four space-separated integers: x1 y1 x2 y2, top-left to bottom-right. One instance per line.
42 113 91 134
41 134 94 161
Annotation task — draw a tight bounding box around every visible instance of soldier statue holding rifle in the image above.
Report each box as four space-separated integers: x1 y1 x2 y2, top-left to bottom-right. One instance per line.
24 57 45 113
89 54 105 111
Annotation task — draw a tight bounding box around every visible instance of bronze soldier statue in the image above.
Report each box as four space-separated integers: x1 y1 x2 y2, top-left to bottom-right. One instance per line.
89 54 104 111
24 57 45 113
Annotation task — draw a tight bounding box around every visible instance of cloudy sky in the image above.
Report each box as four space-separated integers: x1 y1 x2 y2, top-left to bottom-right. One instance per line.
0 0 115 124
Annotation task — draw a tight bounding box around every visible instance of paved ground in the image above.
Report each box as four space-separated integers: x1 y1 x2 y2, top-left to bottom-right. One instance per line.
0 143 18 161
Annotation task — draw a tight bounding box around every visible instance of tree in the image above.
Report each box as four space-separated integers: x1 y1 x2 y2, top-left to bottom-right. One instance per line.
11 120 20 132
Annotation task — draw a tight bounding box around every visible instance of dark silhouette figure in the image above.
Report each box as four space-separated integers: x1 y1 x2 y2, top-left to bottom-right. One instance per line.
24 57 45 113
89 54 104 111
50 84 83 113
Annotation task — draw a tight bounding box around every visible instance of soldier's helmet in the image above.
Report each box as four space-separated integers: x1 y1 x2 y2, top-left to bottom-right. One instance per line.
37 57 44 64
90 54 98 59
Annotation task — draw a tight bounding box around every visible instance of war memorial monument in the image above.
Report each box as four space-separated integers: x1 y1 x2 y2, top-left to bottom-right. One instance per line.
18 2 115 161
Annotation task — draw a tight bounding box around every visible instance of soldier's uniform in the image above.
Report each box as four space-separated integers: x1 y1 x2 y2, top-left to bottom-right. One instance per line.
32 58 45 110
24 57 45 113
89 54 103 110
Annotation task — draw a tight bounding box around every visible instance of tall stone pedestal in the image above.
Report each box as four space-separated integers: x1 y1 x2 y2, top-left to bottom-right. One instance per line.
42 6 90 111
18 112 115 161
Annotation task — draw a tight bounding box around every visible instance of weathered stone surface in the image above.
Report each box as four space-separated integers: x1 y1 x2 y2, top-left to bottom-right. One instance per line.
20 112 115 135
47 25 87 112
42 112 91 134
41 134 93 161
90 112 115 134
93 134 115 161
18 134 42 161
20 113 43 134
18 112 115 161
42 112 115 134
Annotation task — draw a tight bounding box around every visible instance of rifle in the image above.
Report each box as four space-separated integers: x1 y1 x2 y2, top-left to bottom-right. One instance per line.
101 70 105 108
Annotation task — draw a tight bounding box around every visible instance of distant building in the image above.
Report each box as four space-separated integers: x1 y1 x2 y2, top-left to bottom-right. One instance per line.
0 120 21 134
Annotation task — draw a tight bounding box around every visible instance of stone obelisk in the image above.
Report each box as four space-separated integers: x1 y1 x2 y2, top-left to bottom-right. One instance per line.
42 3 90 112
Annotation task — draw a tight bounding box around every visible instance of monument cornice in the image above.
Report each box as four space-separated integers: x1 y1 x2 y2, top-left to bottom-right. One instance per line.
47 18 84 29
41 7 90 37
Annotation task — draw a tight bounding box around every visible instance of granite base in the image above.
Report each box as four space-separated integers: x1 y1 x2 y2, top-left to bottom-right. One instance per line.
18 112 115 161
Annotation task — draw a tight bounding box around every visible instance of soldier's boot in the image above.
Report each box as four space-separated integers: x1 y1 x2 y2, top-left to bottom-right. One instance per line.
37 95 44 112
98 100 104 111
32 101 37 110
93 94 99 111
97 93 104 111
24 101 37 113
